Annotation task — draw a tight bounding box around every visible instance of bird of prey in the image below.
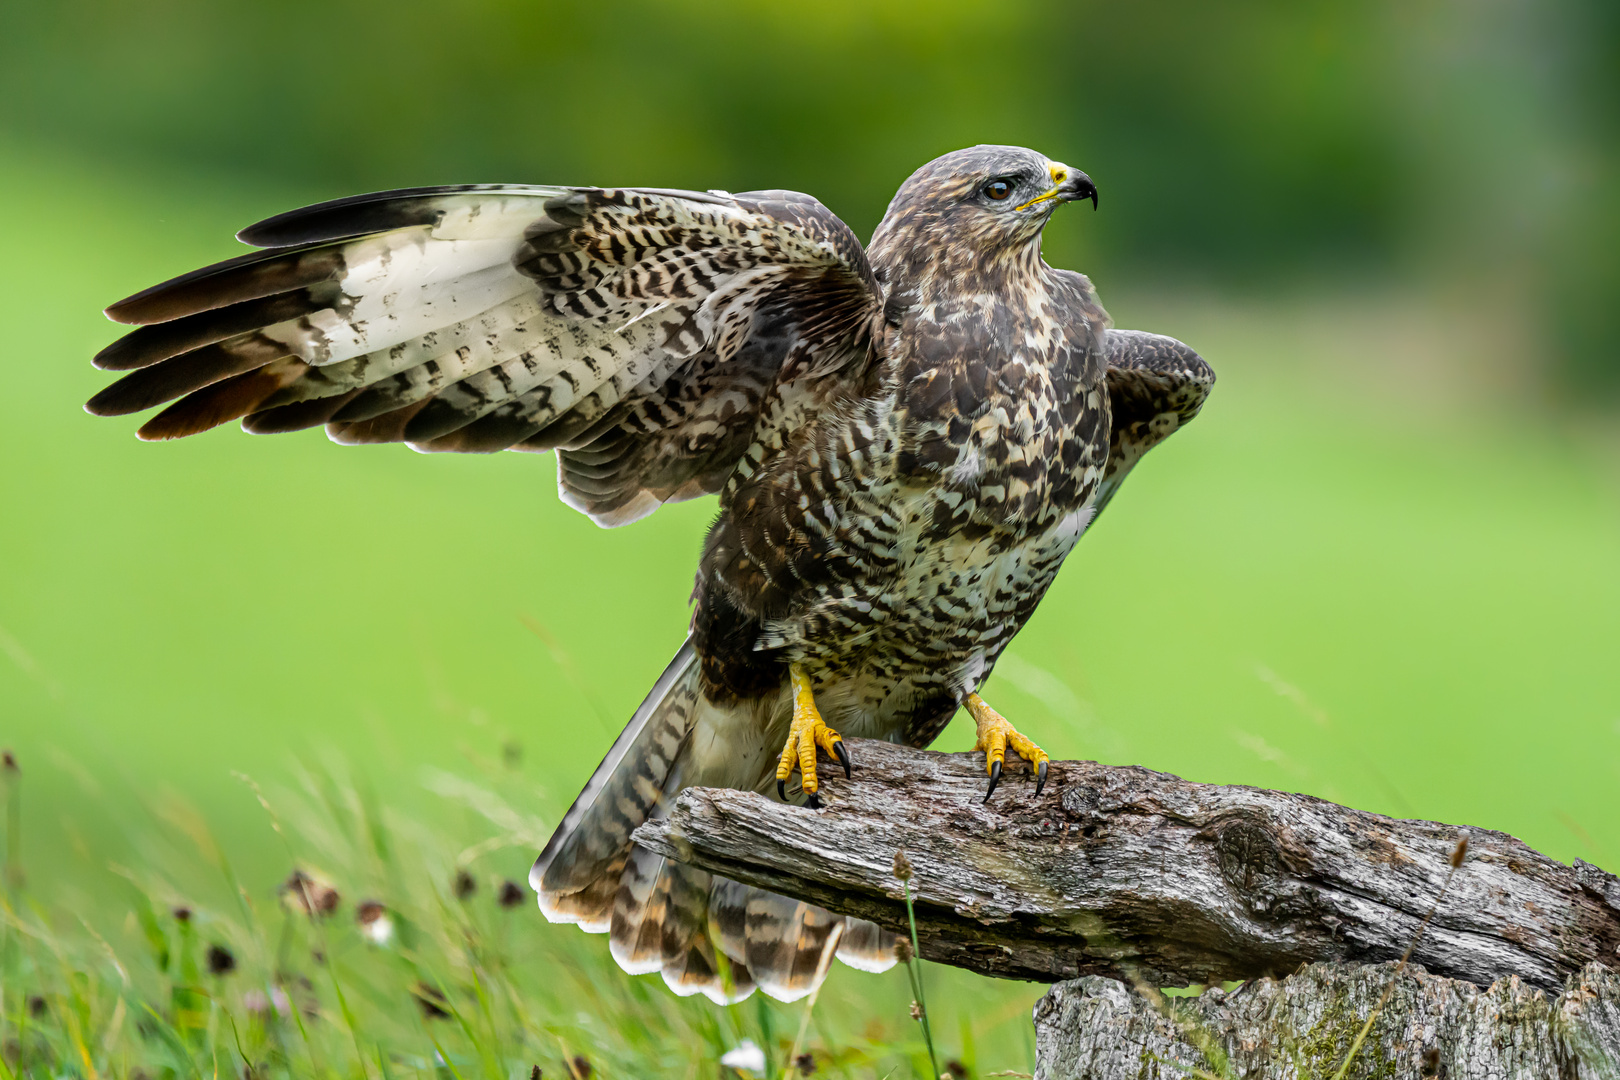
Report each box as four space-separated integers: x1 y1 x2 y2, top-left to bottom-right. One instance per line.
88 145 1214 1004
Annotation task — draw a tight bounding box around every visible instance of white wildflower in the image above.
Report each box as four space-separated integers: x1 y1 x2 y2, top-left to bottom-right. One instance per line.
720 1039 766 1075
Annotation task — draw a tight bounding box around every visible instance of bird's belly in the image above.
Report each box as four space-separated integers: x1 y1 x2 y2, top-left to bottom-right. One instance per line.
771 489 1097 734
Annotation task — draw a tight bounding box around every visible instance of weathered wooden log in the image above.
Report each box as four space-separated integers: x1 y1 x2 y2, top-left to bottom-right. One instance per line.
632 738 1620 992
1034 960 1620 1079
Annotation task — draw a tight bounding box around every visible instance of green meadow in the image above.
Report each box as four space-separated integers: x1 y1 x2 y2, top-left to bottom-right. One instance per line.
2 134 1618 1078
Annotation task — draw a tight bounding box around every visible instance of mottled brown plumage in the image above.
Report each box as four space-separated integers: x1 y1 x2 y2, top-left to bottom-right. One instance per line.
87 145 1214 1003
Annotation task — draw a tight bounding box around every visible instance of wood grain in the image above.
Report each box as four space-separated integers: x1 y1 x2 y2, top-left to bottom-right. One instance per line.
633 738 1620 992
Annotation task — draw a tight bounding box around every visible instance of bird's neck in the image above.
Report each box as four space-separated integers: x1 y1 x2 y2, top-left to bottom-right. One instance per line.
872 228 1051 310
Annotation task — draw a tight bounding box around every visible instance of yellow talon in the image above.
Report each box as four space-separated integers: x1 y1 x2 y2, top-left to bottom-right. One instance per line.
776 664 848 806
965 692 1050 801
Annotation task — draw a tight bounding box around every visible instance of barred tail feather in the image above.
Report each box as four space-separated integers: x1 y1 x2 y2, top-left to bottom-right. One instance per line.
608 845 672 974
530 637 899 1003
530 641 699 920
657 862 754 1003
744 894 843 1003
836 918 902 974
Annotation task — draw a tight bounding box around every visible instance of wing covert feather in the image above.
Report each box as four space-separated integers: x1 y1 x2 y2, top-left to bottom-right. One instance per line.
90 184 882 526
1094 329 1215 516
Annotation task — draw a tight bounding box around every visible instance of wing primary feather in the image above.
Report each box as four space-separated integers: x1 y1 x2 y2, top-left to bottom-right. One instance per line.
411 406 545 454
93 183 886 546
105 246 346 326
86 337 291 416
95 286 340 370
241 390 364 434
136 357 310 440
325 397 436 445
237 184 565 247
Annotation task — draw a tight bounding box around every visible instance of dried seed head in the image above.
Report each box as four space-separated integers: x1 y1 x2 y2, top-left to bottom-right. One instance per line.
1 750 16 772
945 1061 969 1079
207 944 237 976
795 1051 816 1075
1450 833 1469 869
499 880 525 908
894 937 913 964
28 996 46 1017
173 906 193 924
892 850 914 882
530 1067 542 1080
570 1055 593 1079
909 1000 924 1021
280 870 340 917
356 900 394 945
453 869 476 900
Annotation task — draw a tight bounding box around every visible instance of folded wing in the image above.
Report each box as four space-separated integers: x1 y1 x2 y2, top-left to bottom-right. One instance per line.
90 184 881 526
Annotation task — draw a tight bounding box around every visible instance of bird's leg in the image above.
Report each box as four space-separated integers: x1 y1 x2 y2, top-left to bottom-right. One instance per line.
964 693 1050 802
775 664 849 809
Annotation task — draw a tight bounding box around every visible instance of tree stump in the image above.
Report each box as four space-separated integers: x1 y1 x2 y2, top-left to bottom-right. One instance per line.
1034 960 1620 1079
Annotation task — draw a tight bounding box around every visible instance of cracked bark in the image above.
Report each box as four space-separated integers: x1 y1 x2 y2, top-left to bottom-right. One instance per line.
633 738 1620 1075
1035 961 1620 1079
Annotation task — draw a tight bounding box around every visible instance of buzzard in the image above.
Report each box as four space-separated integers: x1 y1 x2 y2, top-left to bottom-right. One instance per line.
88 145 1214 1003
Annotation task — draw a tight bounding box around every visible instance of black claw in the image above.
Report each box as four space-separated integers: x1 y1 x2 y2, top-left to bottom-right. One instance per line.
806 791 822 810
833 740 851 778
1036 760 1049 797
778 779 787 801
984 759 1003 803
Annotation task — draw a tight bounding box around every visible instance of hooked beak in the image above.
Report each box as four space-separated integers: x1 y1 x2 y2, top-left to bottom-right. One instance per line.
1063 169 1099 210
1015 164 1098 212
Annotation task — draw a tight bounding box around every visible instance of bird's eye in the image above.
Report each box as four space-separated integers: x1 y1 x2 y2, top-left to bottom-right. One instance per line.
983 179 1014 201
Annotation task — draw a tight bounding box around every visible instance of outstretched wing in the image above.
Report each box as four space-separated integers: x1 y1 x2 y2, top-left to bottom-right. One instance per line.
89 184 881 526
1093 329 1215 516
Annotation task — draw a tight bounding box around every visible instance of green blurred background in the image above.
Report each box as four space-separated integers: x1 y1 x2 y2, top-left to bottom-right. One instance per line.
2 0 1619 1061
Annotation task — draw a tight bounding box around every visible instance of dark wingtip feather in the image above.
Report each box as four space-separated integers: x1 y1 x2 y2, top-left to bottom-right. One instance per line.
237 184 553 247
104 246 345 326
329 383 413 424
325 397 434 445
94 288 334 371
241 390 363 435
413 409 541 454
136 357 309 440
86 339 287 417
399 395 472 445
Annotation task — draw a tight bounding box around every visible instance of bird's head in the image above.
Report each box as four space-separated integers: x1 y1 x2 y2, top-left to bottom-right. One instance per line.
872 145 1097 264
